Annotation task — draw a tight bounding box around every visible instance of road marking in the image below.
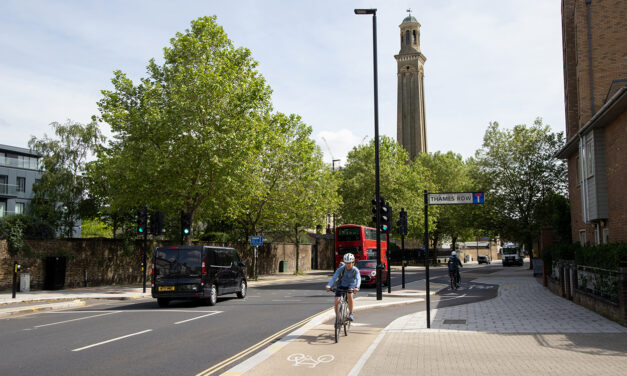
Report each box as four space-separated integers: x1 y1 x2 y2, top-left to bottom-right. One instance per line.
196 310 326 376
174 311 221 325
71 329 152 352
31 311 121 329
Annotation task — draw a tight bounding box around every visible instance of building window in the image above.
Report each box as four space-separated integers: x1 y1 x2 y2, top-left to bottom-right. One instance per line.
17 177 26 193
406 30 410 45
603 228 609 244
15 202 25 215
579 230 586 246
585 138 594 177
412 30 416 44
0 175 7 194
594 224 600 245
0 201 5 218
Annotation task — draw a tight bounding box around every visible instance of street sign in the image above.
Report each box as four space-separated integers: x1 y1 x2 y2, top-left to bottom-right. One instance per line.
428 192 484 205
250 236 263 246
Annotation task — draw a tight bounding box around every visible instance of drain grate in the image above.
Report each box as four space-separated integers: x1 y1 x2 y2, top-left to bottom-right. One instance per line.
443 319 466 325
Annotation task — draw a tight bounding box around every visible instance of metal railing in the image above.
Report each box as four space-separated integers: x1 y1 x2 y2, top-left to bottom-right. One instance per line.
577 265 618 304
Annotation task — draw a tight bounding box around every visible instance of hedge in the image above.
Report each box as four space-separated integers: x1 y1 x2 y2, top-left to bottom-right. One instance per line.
542 242 627 270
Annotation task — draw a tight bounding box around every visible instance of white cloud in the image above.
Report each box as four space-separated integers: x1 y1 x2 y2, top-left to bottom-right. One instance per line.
317 129 366 167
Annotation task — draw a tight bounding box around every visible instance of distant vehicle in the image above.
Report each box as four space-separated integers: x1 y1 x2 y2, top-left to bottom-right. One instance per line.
355 260 387 287
477 256 491 264
502 243 523 266
152 245 247 307
335 224 388 270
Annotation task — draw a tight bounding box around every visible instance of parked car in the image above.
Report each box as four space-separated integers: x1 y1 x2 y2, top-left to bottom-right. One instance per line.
152 245 247 307
356 260 387 287
477 256 491 264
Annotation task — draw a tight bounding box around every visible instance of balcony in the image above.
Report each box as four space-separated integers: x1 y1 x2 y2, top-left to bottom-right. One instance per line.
0 183 18 197
0 156 40 170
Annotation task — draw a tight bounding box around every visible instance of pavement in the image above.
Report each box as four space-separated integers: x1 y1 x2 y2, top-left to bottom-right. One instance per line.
2 266 627 375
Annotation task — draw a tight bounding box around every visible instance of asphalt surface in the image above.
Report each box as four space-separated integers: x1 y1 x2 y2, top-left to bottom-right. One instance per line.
0 264 500 376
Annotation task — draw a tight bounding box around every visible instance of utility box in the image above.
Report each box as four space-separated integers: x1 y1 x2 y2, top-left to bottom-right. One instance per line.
20 273 30 292
279 261 288 273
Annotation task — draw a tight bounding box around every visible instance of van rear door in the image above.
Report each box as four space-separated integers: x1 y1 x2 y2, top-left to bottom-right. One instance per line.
154 247 202 295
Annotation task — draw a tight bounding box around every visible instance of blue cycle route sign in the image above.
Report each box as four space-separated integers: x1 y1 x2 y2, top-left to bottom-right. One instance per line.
250 236 263 246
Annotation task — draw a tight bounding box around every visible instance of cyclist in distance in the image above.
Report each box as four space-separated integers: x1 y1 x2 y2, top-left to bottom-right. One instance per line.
326 253 361 321
447 251 463 287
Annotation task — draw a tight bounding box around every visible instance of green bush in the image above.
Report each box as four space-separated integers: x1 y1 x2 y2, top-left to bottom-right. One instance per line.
541 242 577 270
543 242 626 270
575 242 627 270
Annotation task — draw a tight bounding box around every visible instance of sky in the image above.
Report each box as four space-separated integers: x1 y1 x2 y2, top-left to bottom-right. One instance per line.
0 0 566 166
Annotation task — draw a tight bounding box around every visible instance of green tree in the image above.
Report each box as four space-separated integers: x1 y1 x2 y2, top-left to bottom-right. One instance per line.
338 136 434 241
28 120 104 238
475 119 567 267
417 152 477 252
94 16 273 243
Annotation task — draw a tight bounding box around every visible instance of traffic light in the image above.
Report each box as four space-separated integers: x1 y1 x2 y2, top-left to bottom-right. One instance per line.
181 211 191 237
384 203 393 233
397 208 408 236
137 209 147 234
371 196 387 230
150 211 164 235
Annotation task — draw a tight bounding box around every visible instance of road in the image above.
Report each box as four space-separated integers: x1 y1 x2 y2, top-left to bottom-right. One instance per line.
0 263 502 375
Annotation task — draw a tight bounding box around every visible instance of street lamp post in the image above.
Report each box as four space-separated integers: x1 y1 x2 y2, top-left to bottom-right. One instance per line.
332 159 340 232
354 8 382 300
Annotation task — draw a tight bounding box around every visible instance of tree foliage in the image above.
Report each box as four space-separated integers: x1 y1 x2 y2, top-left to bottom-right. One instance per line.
94 16 273 243
475 119 567 259
338 136 434 240
28 120 104 238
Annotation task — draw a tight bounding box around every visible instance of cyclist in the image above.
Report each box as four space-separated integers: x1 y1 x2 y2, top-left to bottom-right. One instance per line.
326 253 361 321
447 251 463 287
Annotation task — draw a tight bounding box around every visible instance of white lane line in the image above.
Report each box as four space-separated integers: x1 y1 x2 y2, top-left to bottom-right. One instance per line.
72 329 152 352
174 312 221 325
32 311 121 329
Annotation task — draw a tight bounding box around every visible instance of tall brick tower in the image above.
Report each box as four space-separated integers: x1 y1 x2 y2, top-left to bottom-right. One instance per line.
395 11 427 159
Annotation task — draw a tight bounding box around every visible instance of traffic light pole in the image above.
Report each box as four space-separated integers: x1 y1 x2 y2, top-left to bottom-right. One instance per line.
143 209 148 293
386 231 391 293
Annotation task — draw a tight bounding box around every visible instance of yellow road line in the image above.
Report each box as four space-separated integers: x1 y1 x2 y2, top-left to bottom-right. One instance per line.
195 309 327 376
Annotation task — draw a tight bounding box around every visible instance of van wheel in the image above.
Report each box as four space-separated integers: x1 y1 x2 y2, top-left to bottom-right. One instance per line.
236 280 247 299
157 298 169 308
208 284 217 306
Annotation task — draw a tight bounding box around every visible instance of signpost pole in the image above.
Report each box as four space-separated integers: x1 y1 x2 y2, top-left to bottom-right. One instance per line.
401 233 405 289
254 246 258 281
424 190 430 329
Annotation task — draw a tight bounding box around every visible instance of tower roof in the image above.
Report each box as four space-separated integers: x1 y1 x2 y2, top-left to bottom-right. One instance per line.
402 15 418 23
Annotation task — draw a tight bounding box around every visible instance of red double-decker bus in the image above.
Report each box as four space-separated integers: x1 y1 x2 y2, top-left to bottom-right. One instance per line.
335 224 387 269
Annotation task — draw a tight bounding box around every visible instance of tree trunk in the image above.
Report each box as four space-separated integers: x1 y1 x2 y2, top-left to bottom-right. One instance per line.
294 225 300 273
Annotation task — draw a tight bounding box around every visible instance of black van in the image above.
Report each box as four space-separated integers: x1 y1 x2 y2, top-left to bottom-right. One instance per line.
152 245 247 307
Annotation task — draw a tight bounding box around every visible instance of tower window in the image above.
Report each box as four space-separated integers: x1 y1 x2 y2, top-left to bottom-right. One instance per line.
405 30 410 45
413 30 416 44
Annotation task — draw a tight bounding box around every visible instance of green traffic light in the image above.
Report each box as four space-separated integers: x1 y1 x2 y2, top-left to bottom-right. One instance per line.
381 225 388 231
139 228 144 233
183 228 190 235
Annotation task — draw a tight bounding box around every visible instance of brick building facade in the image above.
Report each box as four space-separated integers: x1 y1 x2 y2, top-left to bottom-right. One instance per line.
557 0 626 244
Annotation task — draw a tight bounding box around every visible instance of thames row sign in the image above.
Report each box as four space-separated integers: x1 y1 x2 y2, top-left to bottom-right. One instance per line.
428 192 484 205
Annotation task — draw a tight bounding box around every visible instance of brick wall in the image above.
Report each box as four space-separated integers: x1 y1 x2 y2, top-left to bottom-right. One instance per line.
561 0 626 244
0 237 335 291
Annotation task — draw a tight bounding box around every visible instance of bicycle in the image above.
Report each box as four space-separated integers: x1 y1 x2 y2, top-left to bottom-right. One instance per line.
449 272 458 290
330 287 354 343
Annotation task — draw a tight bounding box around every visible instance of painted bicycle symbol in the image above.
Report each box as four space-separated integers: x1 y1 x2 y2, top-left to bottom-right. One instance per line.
287 353 334 368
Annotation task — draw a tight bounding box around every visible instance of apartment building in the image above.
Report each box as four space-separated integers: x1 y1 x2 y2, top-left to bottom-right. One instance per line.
556 0 626 244
0 144 42 218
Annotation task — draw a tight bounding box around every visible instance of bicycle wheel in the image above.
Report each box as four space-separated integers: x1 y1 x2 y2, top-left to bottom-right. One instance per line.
341 300 349 336
334 307 342 343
